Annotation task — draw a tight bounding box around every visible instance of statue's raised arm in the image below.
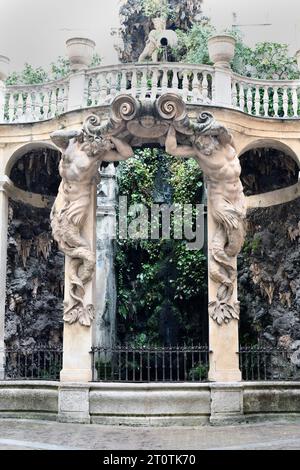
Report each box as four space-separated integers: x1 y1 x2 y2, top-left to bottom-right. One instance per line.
50 128 133 326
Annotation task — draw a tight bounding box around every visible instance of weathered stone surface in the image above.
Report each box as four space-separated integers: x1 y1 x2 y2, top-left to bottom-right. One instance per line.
58 384 90 423
238 198 300 379
5 200 64 351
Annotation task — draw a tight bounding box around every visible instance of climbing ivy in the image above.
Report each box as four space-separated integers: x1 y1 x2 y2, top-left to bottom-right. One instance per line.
116 149 208 346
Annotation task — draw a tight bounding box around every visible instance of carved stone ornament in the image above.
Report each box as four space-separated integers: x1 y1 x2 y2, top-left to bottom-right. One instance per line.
50 93 246 326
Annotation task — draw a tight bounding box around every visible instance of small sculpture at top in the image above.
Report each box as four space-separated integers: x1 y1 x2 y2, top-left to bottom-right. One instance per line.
138 17 178 63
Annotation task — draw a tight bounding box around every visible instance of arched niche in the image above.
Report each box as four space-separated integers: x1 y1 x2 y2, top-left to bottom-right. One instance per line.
238 139 299 197
5 143 64 352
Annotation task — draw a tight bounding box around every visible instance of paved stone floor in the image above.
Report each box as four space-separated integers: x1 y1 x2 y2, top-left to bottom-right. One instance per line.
0 419 300 450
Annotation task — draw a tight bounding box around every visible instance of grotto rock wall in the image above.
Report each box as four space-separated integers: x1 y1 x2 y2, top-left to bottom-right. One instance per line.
5 199 64 350
239 198 300 372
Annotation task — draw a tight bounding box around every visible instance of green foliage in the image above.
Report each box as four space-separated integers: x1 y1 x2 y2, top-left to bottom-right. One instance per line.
6 54 102 85
50 56 71 80
242 234 262 256
172 20 300 80
6 63 48 85
116 149 207 345
172 21 216 64
170 158 203 203
243 42 299 80
141 0 170 19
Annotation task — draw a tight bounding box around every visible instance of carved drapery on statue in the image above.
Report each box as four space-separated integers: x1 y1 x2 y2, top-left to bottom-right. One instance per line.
50 93 245 327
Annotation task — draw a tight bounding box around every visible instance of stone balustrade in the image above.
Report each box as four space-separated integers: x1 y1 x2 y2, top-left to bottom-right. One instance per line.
1 78 69 123
85 63 215 107
2 62 300 124
232 73 300 118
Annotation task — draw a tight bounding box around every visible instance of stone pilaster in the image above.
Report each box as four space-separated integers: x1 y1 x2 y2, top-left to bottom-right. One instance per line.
207 203 241 382
60 185 97 382
0 175 12 379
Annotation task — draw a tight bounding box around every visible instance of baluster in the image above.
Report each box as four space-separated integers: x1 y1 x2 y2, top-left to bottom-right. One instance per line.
32 92 41 120
191 71 200 103
254 86 260 116
99 72 107 104
120 69 127 93
50 87 57 117
110 70 117 99
202 72 209 103
273 86 279 117
232 81 238 108
182 70 189 102
57 87 64 114
161 67 168 94
90 75 98 106
151 68 158 99
140 68 148 99
239 83 245 112
16 92 24 121
131 68 138 98
42 89 49 119
263 86 269 117
8 93 15 122
63 85 68 112
283 87 289 117
25 92 33 121
172 67 179 94
246 87 252 114
292 85 298 117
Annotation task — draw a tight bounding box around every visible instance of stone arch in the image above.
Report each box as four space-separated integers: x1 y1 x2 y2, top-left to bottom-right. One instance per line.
4 141 64 352
238 139 299 198
237 138 299 165
5 141 58 177
50 93 245 382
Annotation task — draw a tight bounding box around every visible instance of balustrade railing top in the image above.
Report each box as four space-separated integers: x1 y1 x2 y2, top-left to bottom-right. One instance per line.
1 62 300 124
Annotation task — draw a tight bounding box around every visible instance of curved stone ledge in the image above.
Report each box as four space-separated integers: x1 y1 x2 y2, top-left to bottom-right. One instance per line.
0 381 300 425
246 182 300 209
89 382 211 426
0 381 58 420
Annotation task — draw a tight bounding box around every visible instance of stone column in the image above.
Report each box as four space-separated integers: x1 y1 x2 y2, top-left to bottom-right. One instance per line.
95 164 117 351
0 175 12 380
207 202 241 382
60 185 97 383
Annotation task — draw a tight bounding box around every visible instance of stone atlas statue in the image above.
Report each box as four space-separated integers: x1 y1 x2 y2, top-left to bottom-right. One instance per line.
50 93 246 327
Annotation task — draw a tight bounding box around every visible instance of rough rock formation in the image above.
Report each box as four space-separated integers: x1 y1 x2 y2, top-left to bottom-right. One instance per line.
5 200 64 350
5 149 64 350
238 198 300 376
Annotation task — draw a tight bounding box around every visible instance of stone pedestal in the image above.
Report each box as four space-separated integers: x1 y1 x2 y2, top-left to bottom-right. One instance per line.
58 384 90 423
210 383 244 425
0 176 12 380
213 67 233 108
67 71 86 111
207 205 241 382
60 186 96 383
